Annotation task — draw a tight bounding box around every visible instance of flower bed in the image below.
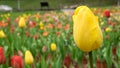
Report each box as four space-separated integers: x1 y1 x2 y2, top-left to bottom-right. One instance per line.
0 7 120 68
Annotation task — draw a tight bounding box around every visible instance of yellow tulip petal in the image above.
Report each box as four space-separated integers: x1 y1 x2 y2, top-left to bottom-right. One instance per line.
73 6 103 52
51 43 57 51
25 50 34 65
19 17 26 28
0 30 6 38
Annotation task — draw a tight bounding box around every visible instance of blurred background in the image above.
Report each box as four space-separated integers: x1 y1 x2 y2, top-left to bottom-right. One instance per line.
0 0 118 11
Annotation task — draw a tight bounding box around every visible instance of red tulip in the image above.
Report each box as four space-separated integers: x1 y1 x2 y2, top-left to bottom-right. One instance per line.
28 21 36 28
105 35 110 40
43 32 49 37
96 59 101 68
64 24 69 31
6 18 11 23
112 22 116 27
112 47 117 56
10 25 15 33
82 56 87 68
11 55 24 68
103 9 110 18
108 21 112 25
82 56 87 64
26 31 31 37
73 62 78 68
56 23 62 29
113 28 117 32
96 59 107 68
56 32 61 36
101 61 107 68
46 54 52 61
63 54 72 68
48 23 54 29
102 26 106 31
33 35 39 40
42 45 47 53
0 46 6 64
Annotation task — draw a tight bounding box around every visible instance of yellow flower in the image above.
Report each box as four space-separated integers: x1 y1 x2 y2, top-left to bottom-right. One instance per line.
39 22 44 30
40 26 44 30
73 6 103 52
51 43 57 51
39 22 43 26
105 27 111 32
0 30 6 38
18 17 26 28
25 50 34 65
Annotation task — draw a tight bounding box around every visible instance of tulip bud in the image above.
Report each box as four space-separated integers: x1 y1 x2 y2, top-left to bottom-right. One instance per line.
39 22 44 30
39 22 43 26
73 6 103 52
11 55 24 68
42 32 48 37
63 54 72 68
42 45 47 53
50 43 57 51
105 27 111 32
105 35 110 40
103 9 110 18
18 17 26 28
0 46 6 64
33 35 39 40
25 50 34 65
0 30 6 38
40 26 44 30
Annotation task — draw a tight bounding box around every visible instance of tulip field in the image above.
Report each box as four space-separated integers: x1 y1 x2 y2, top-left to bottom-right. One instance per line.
0 6 120 68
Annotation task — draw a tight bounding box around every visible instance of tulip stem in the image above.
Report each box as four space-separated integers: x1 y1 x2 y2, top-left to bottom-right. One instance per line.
0 65 3 68
21 28 24 46
89 51 93 68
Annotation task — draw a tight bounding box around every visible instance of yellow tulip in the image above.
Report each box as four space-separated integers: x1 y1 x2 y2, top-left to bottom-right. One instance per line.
105 27 111 32
39 22 44 30
40 26 44 30
73 6 103 52
25 50 34 65
18 17 26 28
39 22 43 26
0 30 6 38
51 43 57 51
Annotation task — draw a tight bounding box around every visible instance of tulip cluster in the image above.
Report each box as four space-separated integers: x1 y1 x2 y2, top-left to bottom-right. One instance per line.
0 6 120 68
